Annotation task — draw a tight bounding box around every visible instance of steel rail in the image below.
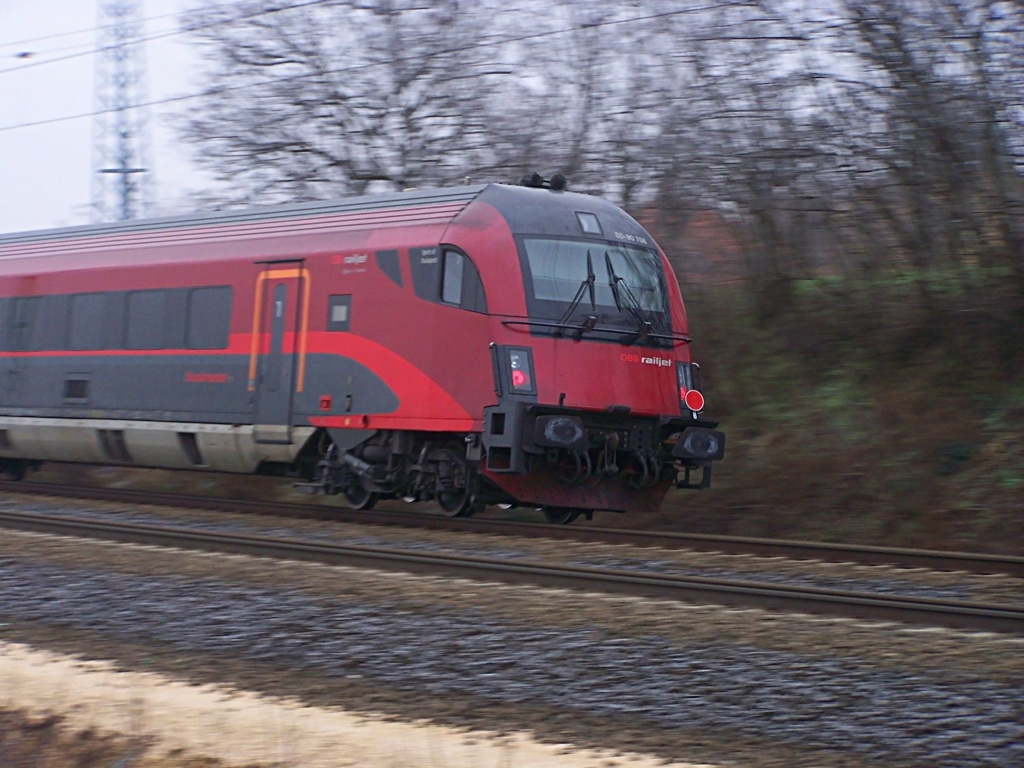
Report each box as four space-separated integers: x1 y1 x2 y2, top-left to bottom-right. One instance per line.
3 480 1023 578
1 509 1022 635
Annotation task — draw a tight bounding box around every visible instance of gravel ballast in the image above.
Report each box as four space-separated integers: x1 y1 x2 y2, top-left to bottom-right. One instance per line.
1 528 1022 768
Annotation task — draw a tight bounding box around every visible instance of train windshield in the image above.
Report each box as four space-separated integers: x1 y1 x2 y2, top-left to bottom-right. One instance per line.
519 237 672 345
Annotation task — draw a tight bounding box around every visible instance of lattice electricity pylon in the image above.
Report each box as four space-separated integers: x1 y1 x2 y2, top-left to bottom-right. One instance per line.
91 0 152 222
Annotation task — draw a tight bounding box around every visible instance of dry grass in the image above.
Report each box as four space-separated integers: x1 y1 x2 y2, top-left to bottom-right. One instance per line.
0 707 245 768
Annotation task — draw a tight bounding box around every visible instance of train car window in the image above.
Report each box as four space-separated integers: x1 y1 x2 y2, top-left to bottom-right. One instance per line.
32 295 68 351
461 255 486 313
186 286 232 349
11 297 41 351
441 249 487 313
163 289 189 350
518 237 671 346
441 251 464 305
408 246 442 301
576 212 602 235
102 292 126 349
375 249 403 287
125 290 166 349
327 295 352 331
0 298 8 351
69 293 106 350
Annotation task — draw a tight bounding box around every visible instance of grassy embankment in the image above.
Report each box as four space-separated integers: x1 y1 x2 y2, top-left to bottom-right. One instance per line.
658 275 1024 555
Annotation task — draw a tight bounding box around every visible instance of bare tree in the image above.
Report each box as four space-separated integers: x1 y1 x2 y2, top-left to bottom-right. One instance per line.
181 0 509 204
178 0 1024 364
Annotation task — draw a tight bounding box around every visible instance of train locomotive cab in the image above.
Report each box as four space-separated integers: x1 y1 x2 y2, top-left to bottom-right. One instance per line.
475 180 724 520
310 178 724 521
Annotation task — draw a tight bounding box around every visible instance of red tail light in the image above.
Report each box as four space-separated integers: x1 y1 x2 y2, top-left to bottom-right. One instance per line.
683 389 705 412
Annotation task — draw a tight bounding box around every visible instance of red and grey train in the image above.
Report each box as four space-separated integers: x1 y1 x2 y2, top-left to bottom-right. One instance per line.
0 176 723 523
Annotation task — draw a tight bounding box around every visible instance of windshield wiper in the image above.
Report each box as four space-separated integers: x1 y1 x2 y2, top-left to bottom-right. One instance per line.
501 317 691 344
557 250 597 332
605 251 654 343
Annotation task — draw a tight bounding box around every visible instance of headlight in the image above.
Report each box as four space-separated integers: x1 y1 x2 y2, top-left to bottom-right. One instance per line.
671 427 725 461
533 415 588 450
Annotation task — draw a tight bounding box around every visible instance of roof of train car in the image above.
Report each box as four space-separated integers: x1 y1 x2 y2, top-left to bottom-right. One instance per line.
0 184 491 246
0 183 655 270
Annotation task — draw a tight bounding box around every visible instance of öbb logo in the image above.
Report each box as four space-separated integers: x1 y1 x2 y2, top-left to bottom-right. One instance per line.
620 353 672 367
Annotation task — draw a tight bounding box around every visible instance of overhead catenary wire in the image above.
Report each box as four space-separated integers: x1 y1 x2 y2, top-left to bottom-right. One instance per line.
0 1 784 135
0 0 348 74
1 0 778 74
0 0 345 53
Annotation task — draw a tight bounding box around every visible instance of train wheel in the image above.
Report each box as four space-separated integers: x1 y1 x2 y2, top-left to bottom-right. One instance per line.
438 488 476 517
343 485 378 511
542 507 582 525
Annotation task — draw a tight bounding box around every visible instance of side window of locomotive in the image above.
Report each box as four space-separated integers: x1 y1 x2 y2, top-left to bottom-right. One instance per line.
441 249 487 313
461 255 486 313
327 295 351 331
68 293 106 350
441 250 464 305
375 249 402 287
408 246 442 301
186 286 232 349
0 298 7 350
125 290 166 349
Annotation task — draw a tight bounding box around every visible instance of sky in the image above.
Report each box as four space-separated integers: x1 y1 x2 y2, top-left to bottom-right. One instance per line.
0 0 206 234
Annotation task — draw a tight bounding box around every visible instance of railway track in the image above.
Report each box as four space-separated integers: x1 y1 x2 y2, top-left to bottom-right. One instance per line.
3 479 1023 578
1 507 1022 635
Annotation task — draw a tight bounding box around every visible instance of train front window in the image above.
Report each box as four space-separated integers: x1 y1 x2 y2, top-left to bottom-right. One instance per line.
519 237 671 344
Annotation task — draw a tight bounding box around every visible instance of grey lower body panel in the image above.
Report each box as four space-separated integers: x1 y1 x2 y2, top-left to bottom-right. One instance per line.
0 416 314 474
